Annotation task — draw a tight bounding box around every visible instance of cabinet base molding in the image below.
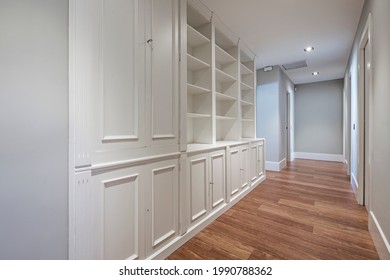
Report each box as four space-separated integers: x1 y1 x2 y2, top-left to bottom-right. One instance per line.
147 176 266 260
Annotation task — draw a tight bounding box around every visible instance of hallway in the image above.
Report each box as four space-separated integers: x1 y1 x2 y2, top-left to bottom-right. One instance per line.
168 159 379 260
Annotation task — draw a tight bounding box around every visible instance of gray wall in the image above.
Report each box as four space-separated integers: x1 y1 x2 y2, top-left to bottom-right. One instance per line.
295 79 344 155
279 68 295 160
346 0 390 259
257 67 280 163
0 0 68 259
257 66 294 164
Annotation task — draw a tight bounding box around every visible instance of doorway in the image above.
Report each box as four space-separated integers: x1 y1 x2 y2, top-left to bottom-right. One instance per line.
286 92 292 162
358 14 372 210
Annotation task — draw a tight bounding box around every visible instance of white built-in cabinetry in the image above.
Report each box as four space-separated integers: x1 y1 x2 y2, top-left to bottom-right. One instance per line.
69 0 265 260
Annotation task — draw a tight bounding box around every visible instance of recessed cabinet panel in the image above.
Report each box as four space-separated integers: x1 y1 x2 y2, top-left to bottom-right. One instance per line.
103 174 139 260
102 0 138 141
240 146 249 189
257 143 264 177
210 152 226 209
189 156 208 223
151 0 178 139
229 149 240 197
151 165 177 248
250 145 258 183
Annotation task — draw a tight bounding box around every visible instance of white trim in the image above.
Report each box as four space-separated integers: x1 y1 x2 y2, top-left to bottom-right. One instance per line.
369 211 390 259
351 172 358 192
356 13 373 207
290 153 295 161
293 152 344 162
265 158 286 171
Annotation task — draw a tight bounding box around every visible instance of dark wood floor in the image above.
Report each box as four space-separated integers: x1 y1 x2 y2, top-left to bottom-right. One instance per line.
167 159 379 260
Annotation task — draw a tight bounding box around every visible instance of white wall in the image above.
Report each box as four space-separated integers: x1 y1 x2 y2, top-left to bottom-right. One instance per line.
346 0 390 259
257 66 294 170
0 0 68 259
295 79 344 156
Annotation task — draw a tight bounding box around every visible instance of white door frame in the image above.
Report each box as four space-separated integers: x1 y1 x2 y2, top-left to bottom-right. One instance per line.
357 13 372 207
286 92 291 162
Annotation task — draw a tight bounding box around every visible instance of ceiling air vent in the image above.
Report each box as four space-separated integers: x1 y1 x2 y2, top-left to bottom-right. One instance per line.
282 60 307 71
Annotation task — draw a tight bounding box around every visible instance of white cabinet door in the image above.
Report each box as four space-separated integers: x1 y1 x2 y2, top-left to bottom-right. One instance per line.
249 140 265 187
250 144 258 184
240 145 249 190
87 0 146 164
228 148 240 200
148 0 179 147
186 148 226 228
72 0 181 165
187 153 209 227
257 141 265 178
145 158 179 257
210 150 226 210
81 165 144 260
102 172 141 260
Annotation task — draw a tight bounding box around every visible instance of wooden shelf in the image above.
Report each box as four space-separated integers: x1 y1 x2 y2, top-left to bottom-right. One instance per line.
187 54 210 71
215 68 236 83
187 83 210 95
187 25 210 48
215 45 236 65
216 92 237 102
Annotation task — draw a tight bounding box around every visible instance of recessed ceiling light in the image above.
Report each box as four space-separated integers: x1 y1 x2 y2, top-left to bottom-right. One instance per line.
312 72 320 76
304 46 314 52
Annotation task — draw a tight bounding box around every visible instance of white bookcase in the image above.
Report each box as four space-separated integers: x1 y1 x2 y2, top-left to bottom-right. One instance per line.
240 46 256 139
69 0 265 260
186 0 257 147
186 3 213 144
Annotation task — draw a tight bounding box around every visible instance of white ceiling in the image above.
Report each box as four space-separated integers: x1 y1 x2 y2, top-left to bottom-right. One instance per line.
201 0 365 84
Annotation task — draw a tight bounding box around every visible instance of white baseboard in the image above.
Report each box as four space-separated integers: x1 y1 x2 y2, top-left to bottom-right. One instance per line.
369 211 390 259
265 158 286 171
351 172 358 194
344 160 350 176
293 152 344 162
290 153 295 161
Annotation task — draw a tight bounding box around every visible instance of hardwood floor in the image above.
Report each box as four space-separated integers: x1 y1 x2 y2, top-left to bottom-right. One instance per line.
167 159 379 260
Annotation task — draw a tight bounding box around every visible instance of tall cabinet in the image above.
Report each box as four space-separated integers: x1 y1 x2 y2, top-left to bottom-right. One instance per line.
69 0 265 260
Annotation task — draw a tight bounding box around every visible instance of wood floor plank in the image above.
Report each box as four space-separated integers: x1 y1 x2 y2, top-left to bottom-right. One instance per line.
167 159 379 260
